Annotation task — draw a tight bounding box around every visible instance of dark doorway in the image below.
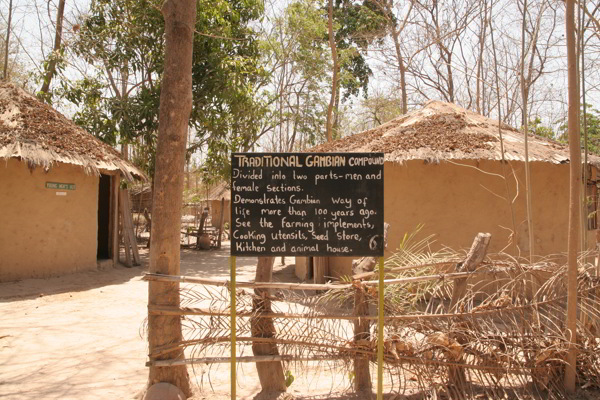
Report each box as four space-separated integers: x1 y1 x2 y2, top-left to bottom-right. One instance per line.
97 174 111 259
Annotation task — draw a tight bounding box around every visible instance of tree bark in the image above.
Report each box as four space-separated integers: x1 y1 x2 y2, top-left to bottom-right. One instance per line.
326 0 338 143
449 233 491 312
147 0 196 396
2 0 12 80
447 233 491 396
353 284 372 393
217 197 225 249
391 27 408 115
313 257 330 284
251 256 287 393
520 0 535 261
564 0 580 392
40 0 65 97
475 1 488 115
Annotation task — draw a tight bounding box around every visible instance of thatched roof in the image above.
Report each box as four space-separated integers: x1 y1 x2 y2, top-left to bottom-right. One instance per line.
0 82 145 180
206 181 230 201
313 100 600 166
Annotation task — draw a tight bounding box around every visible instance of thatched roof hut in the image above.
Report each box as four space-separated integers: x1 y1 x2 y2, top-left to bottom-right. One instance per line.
130 185 153 213
206 181 231 201
0 82 145 282
298 100 600 280
313 100 598 166
0 83 144 180
204 181 231 227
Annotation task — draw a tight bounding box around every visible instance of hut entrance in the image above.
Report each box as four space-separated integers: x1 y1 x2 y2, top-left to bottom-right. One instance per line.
97 174 112 259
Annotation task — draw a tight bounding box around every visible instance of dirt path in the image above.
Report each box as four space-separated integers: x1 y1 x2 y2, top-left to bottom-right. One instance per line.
0 244 312 400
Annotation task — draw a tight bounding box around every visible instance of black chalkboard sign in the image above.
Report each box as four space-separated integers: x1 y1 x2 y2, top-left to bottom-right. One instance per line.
230 152 384 257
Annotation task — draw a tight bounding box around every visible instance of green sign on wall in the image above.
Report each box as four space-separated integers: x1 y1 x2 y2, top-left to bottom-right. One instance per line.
46 182 76 190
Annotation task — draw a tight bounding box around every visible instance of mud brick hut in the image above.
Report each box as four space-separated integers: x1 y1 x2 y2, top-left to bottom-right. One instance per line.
0 82 145 282
297 100 600 279
130 185 153 213
205 181 231 227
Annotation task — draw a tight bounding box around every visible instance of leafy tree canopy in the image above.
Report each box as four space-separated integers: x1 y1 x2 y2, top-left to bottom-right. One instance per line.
528 116 556 140
331 0 387 100
58 0 266 180
558 105 600 155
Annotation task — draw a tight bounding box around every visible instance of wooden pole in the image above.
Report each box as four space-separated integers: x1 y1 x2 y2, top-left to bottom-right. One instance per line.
447 233 491 394
217 197 225 249
313 257 330 284
230 256 236 399
150 354 343 367
119 190 133 267
565 0 581 392
353 283 371 393
148 288 589 321
377 257 384 400
143 270 490 290
121 189 140 265
251 257 287 393
449 233 492 311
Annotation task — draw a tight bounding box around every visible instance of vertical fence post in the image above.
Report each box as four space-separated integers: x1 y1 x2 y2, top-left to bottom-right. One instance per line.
377 257 384 400
353 283 372 392
231 256 236 399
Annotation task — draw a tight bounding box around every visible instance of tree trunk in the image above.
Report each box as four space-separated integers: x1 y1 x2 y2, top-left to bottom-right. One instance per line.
353 284 372 393
564 0 580 392
40 0 66 97
326 0 338 143
121 143 129 161
520 0 535 261
387 0 412 115
448 233 491 396
2 0 12 80
217 197 225 249
391 27 408 115
475 1 488 115
449 233 492 312
333 76 340 138
251 256 287 393
313 257 329 284
120 63 130 159
147 0 196 396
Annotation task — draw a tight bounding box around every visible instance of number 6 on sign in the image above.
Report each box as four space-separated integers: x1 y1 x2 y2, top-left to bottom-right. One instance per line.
369 235 381 251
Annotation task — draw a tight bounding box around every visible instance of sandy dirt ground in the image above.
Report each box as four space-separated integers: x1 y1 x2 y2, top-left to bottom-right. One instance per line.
0 242 368 400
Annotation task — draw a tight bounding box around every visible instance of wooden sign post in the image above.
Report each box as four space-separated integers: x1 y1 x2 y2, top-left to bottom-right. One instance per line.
231 152 385 399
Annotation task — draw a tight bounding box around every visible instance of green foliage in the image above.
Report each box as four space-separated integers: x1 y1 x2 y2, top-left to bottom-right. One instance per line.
191 0 268 179
57 0 266 181
60 77 119 145
36 46 68 104
331 0 387 100
256 0 387 149
257 0 330 148
284 370 295 387
558 104 600 155
347 371 355 384
528 116 556 140
361 92 404 126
